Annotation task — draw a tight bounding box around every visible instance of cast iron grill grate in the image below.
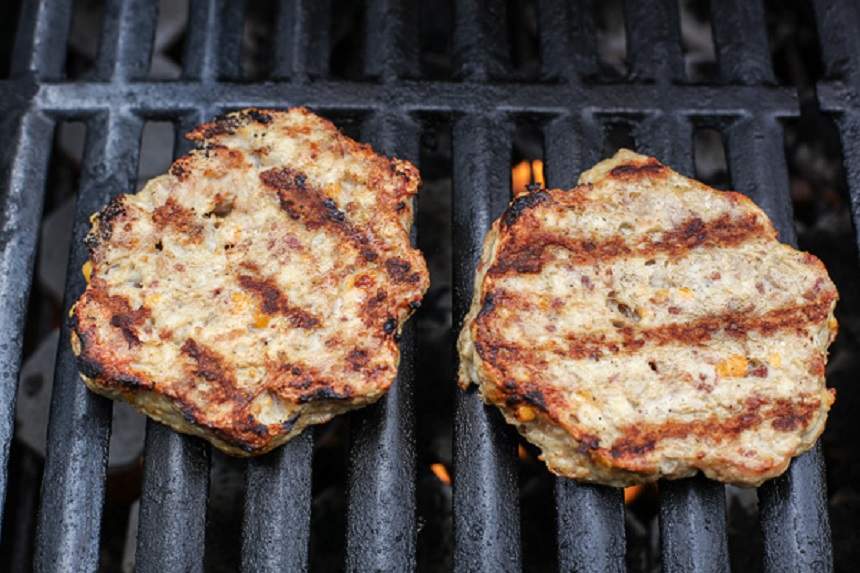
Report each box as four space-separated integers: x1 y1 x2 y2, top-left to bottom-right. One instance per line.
0 0 844 571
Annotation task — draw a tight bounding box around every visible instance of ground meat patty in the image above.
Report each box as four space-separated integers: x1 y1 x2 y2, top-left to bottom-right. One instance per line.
457 149 838 487
71 108 429 456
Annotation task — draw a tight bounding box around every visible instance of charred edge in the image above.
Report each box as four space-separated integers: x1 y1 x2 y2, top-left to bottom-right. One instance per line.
298 386 353 404
260 167 380 262
502 191 550 228
195 113 244 140
245 109 273 124
409 300 421 310
385 258 422 284
609 160 666 178
86 195 126 252
170 157 191 180
239 415 270 438
77 355 104 379
281 413 301 432
177 403 261 452
477 293 496 319
238 274 320 328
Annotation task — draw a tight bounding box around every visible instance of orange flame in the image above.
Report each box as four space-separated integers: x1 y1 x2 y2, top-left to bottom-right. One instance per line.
511 159 546 196
430 463 452 485
624 485 645 504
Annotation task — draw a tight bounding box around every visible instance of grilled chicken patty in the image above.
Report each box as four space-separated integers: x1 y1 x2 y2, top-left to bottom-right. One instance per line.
71 108 429 456
458 149 837 487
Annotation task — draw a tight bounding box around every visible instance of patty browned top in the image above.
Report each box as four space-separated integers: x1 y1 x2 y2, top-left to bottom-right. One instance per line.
71 108 429 456
458 149 837 486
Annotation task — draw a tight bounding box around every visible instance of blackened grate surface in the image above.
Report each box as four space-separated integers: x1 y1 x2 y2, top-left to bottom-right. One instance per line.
0 0 840 571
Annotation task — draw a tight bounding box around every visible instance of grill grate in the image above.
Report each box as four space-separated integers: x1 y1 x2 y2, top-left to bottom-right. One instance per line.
0 0 842 571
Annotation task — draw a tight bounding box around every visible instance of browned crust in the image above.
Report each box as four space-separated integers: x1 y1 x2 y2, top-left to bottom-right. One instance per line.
237 274 320 328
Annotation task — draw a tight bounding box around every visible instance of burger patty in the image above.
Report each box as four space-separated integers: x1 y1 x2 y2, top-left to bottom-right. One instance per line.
71 108 429 456
458 149 838 487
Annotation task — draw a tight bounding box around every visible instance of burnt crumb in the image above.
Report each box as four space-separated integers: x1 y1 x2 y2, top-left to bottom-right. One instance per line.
298 386 352 404
409 300 421 310
748 359 769 378
648 360 658 372
170 160 190 180
246 109 273 124
526 182 543 193
322 198 346 222
111 314 142 347
523 389 547 411
86 195 127 251
502 191 550 227
361 248 379 262
383 318 397 335
346 348 369 370
155 240 163 251
385 257 421 284
395 201 407 212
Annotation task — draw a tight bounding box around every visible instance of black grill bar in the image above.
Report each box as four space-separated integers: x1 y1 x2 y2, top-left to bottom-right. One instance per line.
272 0 330 80
544 112 627 573
453 114 521 572
9 0 72 80
0 112 54 537
134 112 211 573
624 0 684 83
241 431 313 572
35 111 144 572
710 0 775 85
183 0 245 81
453 0 508 81
94 0 158 81
537 0 598 82
345 111 421 572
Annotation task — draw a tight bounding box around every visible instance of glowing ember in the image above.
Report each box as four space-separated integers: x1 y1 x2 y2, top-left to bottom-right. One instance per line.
430 463 452 485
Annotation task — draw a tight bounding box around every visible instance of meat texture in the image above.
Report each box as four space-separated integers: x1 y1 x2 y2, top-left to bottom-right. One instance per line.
458 149 838 486
72 108 429 456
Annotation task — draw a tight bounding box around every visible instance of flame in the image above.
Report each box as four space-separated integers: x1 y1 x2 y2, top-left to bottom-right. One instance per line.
517 444 529 461
430 463 452 485
624 485 645 504
511 159 546 196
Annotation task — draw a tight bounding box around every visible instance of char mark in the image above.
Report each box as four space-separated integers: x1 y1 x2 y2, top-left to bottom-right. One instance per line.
489 213 766 276
85 195 127 252
237 274 320 329
502 191 550 228
384 258 421 284
181 338 235 392
259 167 380 262
609 160 667 178
298 386 353 404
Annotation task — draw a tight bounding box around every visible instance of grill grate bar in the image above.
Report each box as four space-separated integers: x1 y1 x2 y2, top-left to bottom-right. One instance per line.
133 112 212 573
364 0 419 82
453 0 508 81
0 112 55 536
345 111 421 572
724 115 833 572
93 0 158 82
544 112 627 573
9 0 72 79
183 0 245 81
710 0 775 85
537 0 598 82
623 0 685 83
271 0 330 80
33 81 800 116
242 431 313 572
452 113 521 573
35 111 145 572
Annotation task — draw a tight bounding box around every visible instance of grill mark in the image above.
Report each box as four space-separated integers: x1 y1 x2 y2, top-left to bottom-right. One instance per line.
259 167 380 262
238 274 320 329
384 257 421 284
181 338 237 395
606 395 821 466
477 298 835 362
609 160 667 179
488 213 765 276
502 191 551 227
